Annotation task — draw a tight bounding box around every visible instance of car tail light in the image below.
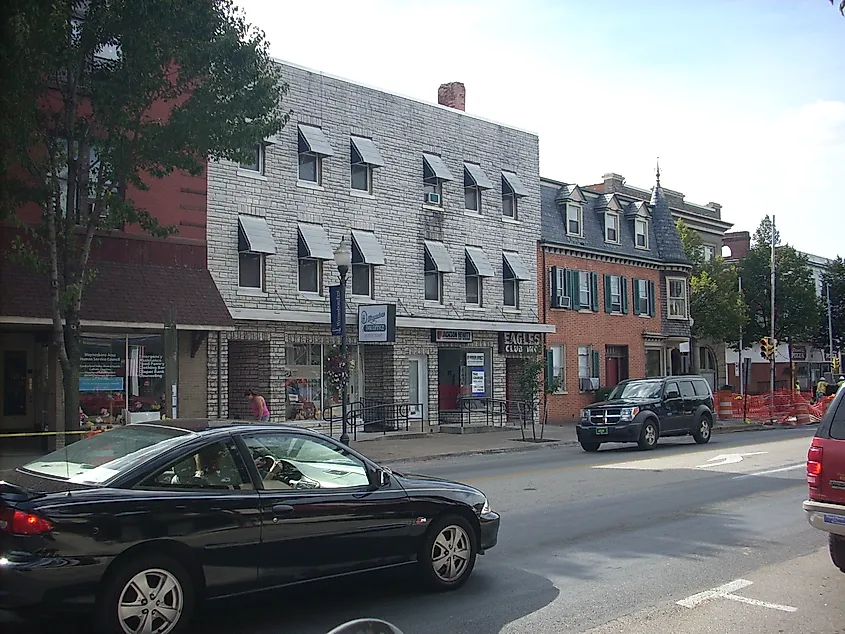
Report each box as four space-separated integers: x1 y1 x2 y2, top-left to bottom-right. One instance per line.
0 508 54 535
807 441 823 490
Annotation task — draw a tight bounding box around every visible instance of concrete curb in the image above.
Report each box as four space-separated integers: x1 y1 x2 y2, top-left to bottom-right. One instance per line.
377 422 816 465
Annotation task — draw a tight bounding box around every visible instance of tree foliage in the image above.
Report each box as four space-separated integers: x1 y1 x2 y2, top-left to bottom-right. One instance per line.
0 0 289 428
740 215 822 348
676 219 747 346
816 257 845 351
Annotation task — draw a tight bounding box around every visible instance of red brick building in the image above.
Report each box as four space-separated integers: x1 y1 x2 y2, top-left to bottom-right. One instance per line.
538 173 693 423
0 138 232 435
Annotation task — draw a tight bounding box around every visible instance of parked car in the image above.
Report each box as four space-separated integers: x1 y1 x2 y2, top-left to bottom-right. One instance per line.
803 385 845 574
577 376 715 452
0 420 500 634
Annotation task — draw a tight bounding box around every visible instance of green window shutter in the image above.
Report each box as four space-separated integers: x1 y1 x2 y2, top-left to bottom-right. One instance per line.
549 266 559 307
632 278 640 314
591 349 601 381
546 349 555 391
647 280 656 317
590 272 599 312
621 276 629 314
603 274 612 313
569 270 581 310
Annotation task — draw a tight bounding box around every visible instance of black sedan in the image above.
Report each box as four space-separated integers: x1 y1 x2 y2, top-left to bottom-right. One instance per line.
0 420 500 634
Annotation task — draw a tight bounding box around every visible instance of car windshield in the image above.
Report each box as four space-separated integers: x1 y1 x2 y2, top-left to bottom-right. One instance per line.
20 425 192 485
609 380 663 401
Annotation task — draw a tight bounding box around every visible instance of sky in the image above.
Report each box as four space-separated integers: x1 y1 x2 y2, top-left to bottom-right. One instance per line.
237 0 845 259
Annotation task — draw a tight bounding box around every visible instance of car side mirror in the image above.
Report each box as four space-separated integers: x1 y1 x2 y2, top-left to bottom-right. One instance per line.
327 619 403 634
378 468 392 487
666 391 680 400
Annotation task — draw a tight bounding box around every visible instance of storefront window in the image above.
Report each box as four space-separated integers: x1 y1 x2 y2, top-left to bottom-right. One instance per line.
79 334 166 425
645 349 663 379
285 344 323 421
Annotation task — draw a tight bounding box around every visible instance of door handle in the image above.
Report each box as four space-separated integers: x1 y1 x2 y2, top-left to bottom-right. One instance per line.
271 504 294 517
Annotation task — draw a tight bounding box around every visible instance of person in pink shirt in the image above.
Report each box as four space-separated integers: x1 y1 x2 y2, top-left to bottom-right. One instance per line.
245 389 270 422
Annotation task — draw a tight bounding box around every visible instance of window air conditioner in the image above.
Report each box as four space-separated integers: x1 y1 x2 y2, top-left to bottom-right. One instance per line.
553 295 571 309
426 192 441 205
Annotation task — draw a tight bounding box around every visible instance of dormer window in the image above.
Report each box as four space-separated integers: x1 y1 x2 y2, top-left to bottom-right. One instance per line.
605 212 619 243
635 218 648 249
566 204 583 237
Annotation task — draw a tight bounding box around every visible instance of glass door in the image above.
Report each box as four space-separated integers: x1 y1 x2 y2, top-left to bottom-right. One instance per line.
408 355 427 418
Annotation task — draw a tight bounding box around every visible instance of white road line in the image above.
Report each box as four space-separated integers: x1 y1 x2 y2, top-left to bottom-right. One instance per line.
677 579 752 608
723 594 797 612
677 579 797 613
731 464 805 480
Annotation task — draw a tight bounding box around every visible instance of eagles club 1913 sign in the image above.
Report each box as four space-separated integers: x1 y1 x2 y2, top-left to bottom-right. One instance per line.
499 331 542 354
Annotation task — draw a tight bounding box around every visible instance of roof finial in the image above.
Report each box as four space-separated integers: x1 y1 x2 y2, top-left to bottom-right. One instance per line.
655 157 661 187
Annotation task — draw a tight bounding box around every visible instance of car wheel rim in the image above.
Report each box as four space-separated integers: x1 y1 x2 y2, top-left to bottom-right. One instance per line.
700 420 711 438
431 525 471 582
645 425 656 445
117 568 183 634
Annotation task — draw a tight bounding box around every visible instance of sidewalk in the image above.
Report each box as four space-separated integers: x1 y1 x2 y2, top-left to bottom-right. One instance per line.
350 419 794 465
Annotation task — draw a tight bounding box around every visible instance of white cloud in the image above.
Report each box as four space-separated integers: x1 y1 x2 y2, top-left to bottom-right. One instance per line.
239 0 845 259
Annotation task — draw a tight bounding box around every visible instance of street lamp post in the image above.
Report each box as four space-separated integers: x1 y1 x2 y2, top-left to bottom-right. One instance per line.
334 237 352 446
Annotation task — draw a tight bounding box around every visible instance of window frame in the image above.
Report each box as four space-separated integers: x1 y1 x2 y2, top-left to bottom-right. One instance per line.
566 204 583 237
423 160 443 206
609 275 622 313
550 344 566 394
424 249 443 303
238 251 265 291
605 212 619 243
297 245 323 295
501 176 517 220
636 279 650 316
350 142 373 193
239 144 265 174
635 218 649 249
465 254 482 306
464 168 482 212
298 130 322 184
351 240 374 298
579 271 592 309
667 276 688 320
503 258 520 308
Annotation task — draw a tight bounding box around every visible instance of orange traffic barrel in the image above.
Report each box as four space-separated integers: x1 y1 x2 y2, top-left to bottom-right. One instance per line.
716 390 733 419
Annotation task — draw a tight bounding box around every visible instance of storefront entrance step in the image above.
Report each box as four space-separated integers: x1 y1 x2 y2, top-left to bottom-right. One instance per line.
438 424 523 435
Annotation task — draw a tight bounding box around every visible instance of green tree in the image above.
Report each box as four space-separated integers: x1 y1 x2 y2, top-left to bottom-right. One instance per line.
0 0 289 430
676 219 747 351
740 216 822 350
816 257 845 352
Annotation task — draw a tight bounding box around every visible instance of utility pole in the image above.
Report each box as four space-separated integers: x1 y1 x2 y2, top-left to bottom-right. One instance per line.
738 275 743 399
828 282 835 376
769 215 776 423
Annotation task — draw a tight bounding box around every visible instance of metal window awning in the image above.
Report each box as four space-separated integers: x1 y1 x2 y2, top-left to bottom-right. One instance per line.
238 215 276 255
464 163 493 190
424 240 455 273
423 153 454 181
351 230 385 265
298 125 334 156
503 251 531 281
297 223 333 260
502 171 530 197
465 246 494 277
351 136 385 167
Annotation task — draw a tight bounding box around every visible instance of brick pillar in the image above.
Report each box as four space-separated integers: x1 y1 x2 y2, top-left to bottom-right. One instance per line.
437 82 466 111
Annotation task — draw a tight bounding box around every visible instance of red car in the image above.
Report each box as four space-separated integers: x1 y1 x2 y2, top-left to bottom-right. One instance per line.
803 386 845 573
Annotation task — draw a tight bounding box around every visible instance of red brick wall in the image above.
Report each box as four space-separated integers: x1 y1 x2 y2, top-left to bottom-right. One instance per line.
539 246 663 423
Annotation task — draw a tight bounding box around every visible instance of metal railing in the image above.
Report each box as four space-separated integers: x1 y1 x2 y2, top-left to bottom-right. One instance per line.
321 399 424 441
456 396 531 428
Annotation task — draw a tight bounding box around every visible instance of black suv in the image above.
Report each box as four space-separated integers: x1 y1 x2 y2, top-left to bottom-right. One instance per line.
577 376 715 452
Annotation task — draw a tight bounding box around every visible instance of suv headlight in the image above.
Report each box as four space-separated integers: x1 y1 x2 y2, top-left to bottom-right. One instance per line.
620 406 640 421
580 409 589 420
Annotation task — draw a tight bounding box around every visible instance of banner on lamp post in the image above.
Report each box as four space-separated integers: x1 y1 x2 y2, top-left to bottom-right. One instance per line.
329 285 343 336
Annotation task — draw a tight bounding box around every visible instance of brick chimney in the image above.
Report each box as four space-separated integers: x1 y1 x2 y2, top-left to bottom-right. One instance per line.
438 82 466 111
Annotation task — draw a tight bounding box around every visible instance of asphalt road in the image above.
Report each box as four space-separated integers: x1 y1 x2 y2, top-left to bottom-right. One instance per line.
15 427 845 633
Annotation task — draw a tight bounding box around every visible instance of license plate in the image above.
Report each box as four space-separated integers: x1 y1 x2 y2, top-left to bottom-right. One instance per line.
595 427 608 435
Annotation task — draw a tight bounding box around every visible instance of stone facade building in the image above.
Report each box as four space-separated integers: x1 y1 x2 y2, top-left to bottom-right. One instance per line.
540 169 693 423
205 63 552 429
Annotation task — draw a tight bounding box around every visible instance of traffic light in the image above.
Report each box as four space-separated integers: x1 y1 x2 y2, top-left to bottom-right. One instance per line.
833 356 841 372
760 337 776 360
